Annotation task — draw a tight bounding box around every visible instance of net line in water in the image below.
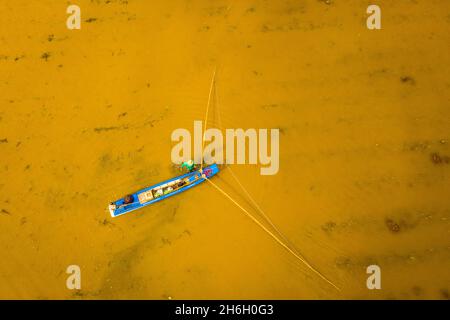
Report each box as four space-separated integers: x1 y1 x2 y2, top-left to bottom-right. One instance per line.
199 68 340 291
200 67 216 172
202 174 340 291
213 76 299 256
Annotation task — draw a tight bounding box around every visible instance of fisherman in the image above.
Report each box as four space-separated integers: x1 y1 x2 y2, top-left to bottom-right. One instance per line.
180 159 196 172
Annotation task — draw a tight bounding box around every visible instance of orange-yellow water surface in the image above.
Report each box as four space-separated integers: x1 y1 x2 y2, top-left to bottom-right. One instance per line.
0 0 449 299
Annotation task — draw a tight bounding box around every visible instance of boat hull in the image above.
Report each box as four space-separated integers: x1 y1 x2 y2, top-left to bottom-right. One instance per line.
109 164 219 217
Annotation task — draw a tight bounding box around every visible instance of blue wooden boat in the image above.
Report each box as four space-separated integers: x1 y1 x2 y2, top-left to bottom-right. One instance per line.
109 163 219 217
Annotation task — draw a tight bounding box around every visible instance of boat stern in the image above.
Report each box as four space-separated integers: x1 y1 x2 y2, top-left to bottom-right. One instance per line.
108 203 117 217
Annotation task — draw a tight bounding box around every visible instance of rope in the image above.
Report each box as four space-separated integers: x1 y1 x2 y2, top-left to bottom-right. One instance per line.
202 174 340 291
200 67 216 171
227 168 294 246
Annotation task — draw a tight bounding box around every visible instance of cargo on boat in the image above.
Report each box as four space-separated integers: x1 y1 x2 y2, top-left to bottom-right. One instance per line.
108 164 219 217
